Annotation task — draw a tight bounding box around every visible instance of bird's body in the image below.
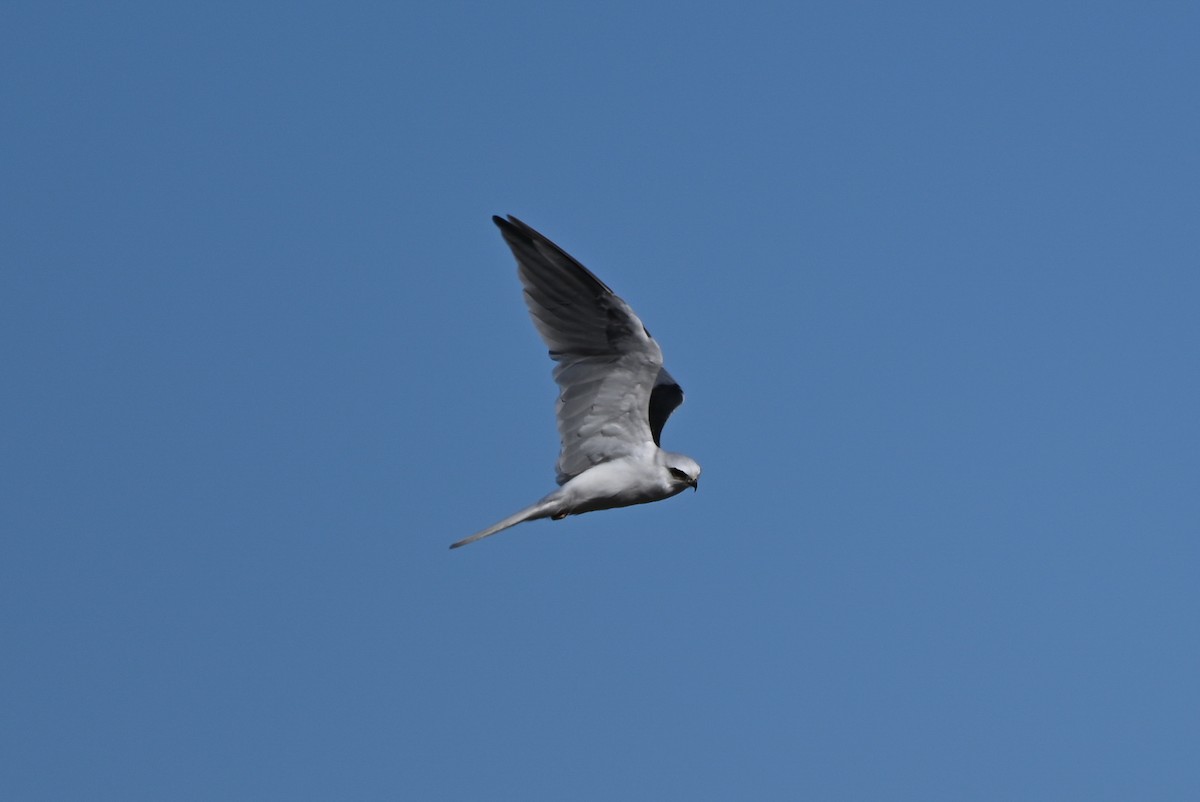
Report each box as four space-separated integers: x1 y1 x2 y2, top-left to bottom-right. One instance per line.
558 446 699 514
450 216 700 549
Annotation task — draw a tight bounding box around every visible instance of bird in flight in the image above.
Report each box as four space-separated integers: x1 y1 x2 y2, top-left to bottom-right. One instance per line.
450 215 701 549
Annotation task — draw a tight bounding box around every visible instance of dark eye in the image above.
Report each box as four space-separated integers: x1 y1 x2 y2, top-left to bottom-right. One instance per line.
669 468 690 482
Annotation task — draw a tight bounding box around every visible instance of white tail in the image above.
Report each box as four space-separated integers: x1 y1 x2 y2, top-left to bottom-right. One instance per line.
449 497 562 549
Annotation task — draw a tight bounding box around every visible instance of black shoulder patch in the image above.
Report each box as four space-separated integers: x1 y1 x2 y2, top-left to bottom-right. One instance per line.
648 381 684 446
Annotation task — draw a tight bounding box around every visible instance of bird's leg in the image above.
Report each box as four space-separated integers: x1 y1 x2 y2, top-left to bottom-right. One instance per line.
551 511 568 520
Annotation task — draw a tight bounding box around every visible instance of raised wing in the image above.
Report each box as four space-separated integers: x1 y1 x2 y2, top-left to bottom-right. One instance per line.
493 215 678 484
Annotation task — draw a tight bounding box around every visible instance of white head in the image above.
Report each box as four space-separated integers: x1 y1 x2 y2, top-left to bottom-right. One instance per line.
659 451 701 494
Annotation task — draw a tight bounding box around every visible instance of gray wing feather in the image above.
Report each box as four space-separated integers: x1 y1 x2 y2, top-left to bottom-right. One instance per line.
493 215 677 484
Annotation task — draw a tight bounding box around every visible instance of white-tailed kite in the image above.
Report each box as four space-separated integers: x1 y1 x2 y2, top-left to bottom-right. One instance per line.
450 215 700 549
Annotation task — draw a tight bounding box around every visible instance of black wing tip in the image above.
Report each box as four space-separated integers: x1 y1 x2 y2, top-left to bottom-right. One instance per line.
492 213 527 230
495 213 580 249
493 216 533 258
490 214 614 296
492 214 530 245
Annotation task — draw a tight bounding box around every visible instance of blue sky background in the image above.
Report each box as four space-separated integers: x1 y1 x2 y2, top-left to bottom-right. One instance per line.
2 2 1197 799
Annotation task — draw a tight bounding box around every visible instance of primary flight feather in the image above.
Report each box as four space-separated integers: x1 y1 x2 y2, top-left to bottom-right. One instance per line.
449 215 700 549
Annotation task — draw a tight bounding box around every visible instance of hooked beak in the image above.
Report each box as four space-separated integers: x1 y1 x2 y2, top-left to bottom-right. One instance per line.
689 478 698 492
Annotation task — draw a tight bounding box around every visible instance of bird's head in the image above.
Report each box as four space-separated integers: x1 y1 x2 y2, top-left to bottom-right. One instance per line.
661 452 701 493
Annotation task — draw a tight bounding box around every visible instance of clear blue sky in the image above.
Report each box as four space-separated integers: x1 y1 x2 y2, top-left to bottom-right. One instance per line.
2 2 1197 799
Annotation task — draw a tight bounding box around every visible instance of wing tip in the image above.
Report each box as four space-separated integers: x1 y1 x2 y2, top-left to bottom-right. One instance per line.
491 215 615 298
492 214 530 246
492 213 525 231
